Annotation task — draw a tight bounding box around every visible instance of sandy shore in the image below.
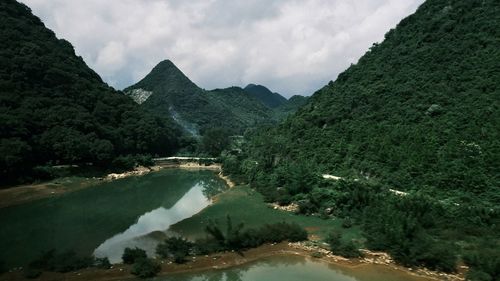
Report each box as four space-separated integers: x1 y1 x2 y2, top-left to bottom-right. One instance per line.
1 242 464 281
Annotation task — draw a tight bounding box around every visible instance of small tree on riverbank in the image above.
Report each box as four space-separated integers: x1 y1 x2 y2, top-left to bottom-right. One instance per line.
131 258 160 278
156 237 193 264
122 247 147 264
326 232 361 258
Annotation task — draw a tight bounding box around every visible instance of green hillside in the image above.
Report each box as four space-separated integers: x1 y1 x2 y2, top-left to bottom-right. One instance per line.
241 0 499 196
206 87 275 128
273 95 309 120
125 60 275 135
0 0 182 184
244 84 287 109
224 0 499 277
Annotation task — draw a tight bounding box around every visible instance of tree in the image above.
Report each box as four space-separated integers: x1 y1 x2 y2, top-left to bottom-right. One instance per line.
201 128 230 157
156 237 193 264
122 247 147 264
326 232 361 258
131 258 161 279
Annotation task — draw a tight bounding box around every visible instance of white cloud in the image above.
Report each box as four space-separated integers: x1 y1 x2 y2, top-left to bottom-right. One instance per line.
20 0 425 97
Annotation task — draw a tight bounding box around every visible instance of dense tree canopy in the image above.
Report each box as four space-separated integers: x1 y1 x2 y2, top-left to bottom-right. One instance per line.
236 0 500 203
0 0 183 184
223 0 500 277
243 84 287 109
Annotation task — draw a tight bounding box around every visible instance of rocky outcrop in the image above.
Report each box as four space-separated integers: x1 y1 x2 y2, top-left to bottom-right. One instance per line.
126 88 153 104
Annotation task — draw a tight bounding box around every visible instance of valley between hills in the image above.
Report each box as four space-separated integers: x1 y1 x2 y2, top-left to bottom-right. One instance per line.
0 0 499 281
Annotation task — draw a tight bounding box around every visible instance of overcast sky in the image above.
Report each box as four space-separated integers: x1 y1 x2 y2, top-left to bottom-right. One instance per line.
20 0 424 97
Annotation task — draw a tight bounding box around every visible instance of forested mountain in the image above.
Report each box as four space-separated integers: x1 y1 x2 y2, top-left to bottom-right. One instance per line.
224 0 499 277
239 0 499 196
0 0 182 184
243 84 287 109
125 60 275 136
205 87 275 128
273 95 309 120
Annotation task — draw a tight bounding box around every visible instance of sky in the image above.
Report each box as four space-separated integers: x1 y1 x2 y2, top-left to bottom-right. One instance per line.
20 0 425 97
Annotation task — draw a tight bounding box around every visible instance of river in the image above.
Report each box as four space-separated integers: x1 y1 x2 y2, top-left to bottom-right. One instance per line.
0 169 226 267
0 169 432 281
161 255 429 281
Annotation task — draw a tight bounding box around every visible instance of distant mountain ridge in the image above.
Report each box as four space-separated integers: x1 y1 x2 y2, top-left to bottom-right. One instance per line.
273 95 309 120
124 60 275 136
243 84 287 109
124 60 311 136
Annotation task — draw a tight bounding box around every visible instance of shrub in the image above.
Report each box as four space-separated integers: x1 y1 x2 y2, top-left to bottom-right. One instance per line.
28 249 93 273
463 246 500 281
136 154 154 167
156 237 193 264
94 257 111 269
31 165 58 180
337 240 362 258
341 217 353 228
420 243 457 273
122 247 147 264
193 238 225 255
326 232 361 258
52 251 93 273
131 258 161 279
23 267 42 279
311 252 324 258
201 217 308 253
112 156 136 172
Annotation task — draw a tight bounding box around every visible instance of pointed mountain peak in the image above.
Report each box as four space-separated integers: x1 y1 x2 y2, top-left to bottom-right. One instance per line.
147 59 186 79
125 59 199 94
152 59 177 71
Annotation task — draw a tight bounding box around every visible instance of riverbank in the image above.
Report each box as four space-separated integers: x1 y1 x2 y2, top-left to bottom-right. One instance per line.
0 177 99 209
1 242 461 281
0 162 229 209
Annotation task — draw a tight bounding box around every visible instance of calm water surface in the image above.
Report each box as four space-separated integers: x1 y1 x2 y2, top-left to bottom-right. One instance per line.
0 169 226 267
162 255 428 281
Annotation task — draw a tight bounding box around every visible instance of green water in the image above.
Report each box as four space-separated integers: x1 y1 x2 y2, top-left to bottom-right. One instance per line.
0 170 226 267
163 255 428 281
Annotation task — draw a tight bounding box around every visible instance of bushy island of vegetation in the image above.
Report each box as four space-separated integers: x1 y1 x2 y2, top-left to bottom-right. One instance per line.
221 0 500 280
19 218 308 279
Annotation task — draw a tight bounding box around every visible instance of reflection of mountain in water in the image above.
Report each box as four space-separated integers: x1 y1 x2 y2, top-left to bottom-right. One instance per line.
94 183 211 263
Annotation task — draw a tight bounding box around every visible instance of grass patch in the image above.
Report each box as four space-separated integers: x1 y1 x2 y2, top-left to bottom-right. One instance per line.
170 186 363 242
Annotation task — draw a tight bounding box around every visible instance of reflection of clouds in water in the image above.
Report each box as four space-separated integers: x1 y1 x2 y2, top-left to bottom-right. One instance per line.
94 183 210 263
202 178 228 199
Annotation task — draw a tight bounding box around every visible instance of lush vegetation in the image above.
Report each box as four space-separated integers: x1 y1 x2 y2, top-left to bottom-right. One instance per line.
171 186 362 241
23 249 110 278
122 247 147 264
206 86 275 130
326 232 361 258
130 258 161 279
156 237 193 264
125 60 276 136
273 95 309 120
162 217 307 259
0 0 182 185
200 216 308 252
243 84 287 109
221 0 500 278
